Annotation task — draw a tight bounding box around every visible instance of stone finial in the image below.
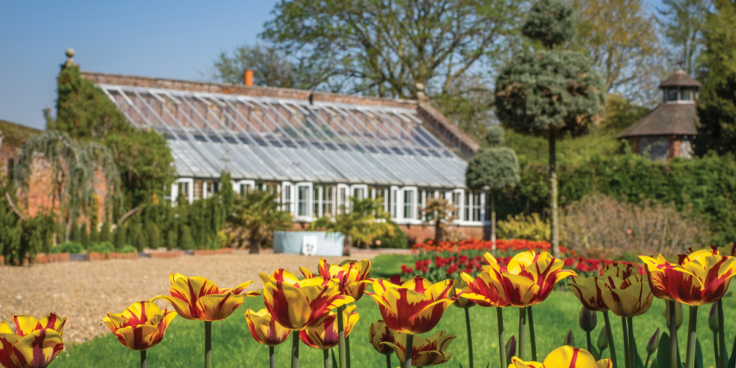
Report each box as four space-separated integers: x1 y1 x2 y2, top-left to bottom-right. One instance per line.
64 48 75 67
416 82 427 100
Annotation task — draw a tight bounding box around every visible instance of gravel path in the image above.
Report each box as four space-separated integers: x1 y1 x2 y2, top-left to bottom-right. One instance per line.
0 251 374 344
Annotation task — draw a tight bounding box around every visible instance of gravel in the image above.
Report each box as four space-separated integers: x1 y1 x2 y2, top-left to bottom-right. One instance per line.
0 251 374 344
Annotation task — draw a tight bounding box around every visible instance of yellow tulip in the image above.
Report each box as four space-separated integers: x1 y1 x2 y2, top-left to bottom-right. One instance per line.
366 277 455 335
486 251 577 307
509 345 611 368
299 305 359 349
154 273 260 321
260 269 354 330
245 309 291 346
597 265 653 317
300 259 372 301
382 331 455 367
641 249 736 306
0 314 66 368
448 279 476 309
368 320 396 355
568 276 609 312
103 301 176 350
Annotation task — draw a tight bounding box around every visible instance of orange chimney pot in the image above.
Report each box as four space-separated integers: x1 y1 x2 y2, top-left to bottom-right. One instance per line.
244 70 253 86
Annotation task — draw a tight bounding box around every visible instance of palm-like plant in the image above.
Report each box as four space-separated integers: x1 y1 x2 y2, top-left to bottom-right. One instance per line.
227 190 292 253
420 198 456 242
311 197 395 255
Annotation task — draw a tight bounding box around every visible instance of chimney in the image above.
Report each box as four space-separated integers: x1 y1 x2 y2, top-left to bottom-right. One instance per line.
244 69 253 86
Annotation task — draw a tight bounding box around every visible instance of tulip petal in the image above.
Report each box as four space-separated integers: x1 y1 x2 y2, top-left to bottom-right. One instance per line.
9 329 64 368
262 277 311 330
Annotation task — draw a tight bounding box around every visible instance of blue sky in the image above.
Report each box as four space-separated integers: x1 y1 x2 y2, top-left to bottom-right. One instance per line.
0 0 662 130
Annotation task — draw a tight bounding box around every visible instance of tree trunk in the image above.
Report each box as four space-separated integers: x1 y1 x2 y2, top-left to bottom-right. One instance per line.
549 130 560 258
249 238 261 254
343 235 351 256
435 218 443 242
490 191 496 250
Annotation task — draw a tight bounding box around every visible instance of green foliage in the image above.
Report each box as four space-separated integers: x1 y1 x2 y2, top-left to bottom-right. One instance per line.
486 125 506 147
99 221 111 243
120 245 137 254
228 190 292 252
0 119 40 148
220 172 234 215
70 222 80 244
50 242 84 254
114 224 126 249
149 223 161 250
166 229 176 250
466 147 520 191
497 213 550 241
372 226 408 249
521 0 577 48
129 224 143 251
505 129 620 165
312 197 396 249
79 223 89 249
179 225 192 250
495 49 606 135
88 242 115 254
496 152 736 244
602 94 651 132
211 43 306 88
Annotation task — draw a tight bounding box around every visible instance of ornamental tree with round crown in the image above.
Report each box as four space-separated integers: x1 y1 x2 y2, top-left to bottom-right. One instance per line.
495 0 605 257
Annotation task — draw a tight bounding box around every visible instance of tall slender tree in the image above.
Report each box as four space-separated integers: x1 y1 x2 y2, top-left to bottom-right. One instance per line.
495 0 605 257
657 0 710 74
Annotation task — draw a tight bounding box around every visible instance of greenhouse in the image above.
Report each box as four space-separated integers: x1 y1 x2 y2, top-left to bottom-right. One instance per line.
96 80 490 226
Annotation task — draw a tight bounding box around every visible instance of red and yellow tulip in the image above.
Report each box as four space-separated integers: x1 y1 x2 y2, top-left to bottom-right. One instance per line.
641 249 736 306
260 269 354 330
299 305 359 349
459 271 509 308
245 309 291 346
368 320 396 355
509 345 611 368
568 276 608 311
103 301 176 350
366 277 455 335
485 251 576 307
382 331 455 367
301 259 372 301
0 314 66 368
155 273 260 321
597 265 653 317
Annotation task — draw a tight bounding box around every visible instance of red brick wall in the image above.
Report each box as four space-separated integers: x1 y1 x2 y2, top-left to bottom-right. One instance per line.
0 144 19 175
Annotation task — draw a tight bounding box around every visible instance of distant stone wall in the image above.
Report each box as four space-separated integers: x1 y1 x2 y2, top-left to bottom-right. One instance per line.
627 134 695 160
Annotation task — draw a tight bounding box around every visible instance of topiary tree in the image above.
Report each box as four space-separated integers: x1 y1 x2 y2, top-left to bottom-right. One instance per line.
420 198 457 242
466 127 520 246
99 221 111 243
495 0 605 257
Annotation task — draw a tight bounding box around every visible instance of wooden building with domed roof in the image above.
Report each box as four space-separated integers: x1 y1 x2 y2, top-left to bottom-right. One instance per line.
617 69 702 160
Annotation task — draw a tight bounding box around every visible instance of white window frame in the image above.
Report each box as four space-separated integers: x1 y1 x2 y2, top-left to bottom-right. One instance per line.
172 178 194 205
336 184 350 214
236 180 255 197
398 187 419 224
451 188 464 223
389 186 400 220
350 184 368 201
295 182 313 220
282 182 295 214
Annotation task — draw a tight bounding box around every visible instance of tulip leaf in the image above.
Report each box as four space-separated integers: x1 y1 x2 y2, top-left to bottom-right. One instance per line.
728 334 736 368
694 338 703 368
589 345 601 361
331 348 338 368
657 332 674 368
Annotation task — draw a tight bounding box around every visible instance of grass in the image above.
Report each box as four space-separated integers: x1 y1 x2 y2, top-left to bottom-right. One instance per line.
370 254 415 278
53 287 736 368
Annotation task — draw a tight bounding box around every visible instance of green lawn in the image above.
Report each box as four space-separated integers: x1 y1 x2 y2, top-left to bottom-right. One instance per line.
53 289 735 368
370 254 415 278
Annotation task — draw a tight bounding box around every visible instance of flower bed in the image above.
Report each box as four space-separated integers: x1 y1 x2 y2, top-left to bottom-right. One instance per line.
403 239 645 282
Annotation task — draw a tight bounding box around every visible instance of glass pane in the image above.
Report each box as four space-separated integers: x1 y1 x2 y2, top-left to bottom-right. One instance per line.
681 89 692 100
325 186 333 215
403 190 413 219
313 186 320 217
391 188 398 219
667 89 678 102
297 185 309 216
453 192 462 219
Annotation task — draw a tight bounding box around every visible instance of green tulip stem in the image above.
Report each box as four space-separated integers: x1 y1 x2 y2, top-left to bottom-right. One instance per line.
337 305 346 368
670 301 679 368
603 311 619 368
292 331 300 368
405 333 414 368
205 321 212 368
270 346 275 368
345 335 351 368
621 316 630 368
141 349 147 368
645 353 651 368
586 330 593 355
528 305 537 361
324 349 330 368
718 300 726 368
686 305 698 368
627 317 636 368
497 307 507 368
464 307 474 368
519 307 527 361
385 353 392 368
713 331 720 368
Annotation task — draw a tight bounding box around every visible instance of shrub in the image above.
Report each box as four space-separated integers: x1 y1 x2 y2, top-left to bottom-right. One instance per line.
50 242 83 254
99 221 111 243
166 229 176 250
559 192 712 258
149 223 161 250
88 242 115 254
80 223 89 249
120 245 137 254
497 213 550 241
179 226 192 250
373 226 408 248
114 225 126 249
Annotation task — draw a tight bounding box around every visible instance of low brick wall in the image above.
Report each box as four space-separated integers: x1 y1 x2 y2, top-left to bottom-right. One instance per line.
150 250 184 259
86 252 108 261
108 252 138 260
36 253 70 264
192 248 234 256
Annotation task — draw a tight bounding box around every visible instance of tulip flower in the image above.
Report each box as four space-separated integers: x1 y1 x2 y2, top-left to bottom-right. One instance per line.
299 305 359 350
509 345 612 368
104 301 176 367
448 279 476 368
155 273 260 368
382 331 455 367
369 320 396 368
0 314 66 368
460 271 509 368
570 274 619 368
301 259 371 368
485 251 576 361
245 308 291 368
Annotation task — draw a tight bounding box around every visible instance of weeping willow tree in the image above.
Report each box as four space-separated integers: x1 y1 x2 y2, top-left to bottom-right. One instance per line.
14 130 121 242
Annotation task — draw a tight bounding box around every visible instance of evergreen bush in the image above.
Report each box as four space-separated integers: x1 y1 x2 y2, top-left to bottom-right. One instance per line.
114 225 126 249
99 221 111 243
88 242 115 254
149 223 161 250
50 242 83 254
166 229 176 250
80 223 89 249
373 226 408 248
120 245 137 254
179 226 193 250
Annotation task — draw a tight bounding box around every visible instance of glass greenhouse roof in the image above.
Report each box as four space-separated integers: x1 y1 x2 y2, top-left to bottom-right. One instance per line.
99 84 468 188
